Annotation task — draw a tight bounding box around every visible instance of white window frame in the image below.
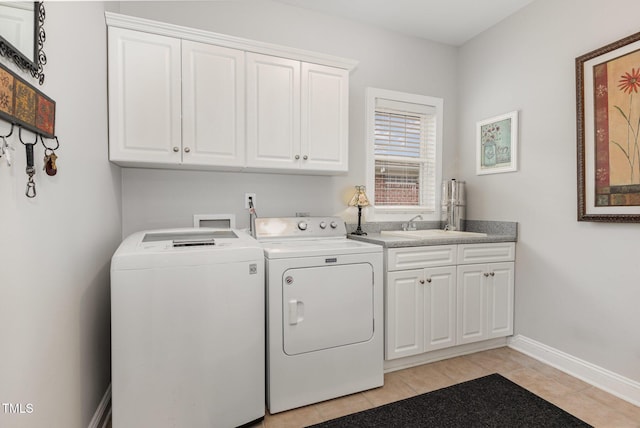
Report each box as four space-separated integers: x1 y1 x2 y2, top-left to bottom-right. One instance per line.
365 87 443 221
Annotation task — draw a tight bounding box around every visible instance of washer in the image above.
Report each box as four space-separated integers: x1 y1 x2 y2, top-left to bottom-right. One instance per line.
256 217 383 413
111 228 265 428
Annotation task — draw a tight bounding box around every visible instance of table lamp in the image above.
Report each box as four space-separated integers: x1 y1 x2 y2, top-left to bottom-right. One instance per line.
348 185 370 235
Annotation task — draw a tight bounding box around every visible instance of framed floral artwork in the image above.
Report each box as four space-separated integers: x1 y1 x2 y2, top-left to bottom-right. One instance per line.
577 31 640 222
476 110 518 175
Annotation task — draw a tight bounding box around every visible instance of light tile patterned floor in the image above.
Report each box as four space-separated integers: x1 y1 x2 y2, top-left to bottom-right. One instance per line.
106 347 640 427
259 347 640 428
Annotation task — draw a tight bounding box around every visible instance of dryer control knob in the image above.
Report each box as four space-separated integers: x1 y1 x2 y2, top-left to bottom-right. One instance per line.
298 221 308 231
319 221 327 229
330 221 338 229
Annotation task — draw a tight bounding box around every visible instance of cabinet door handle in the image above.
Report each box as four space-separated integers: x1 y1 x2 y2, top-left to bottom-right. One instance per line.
419 279 425 284
184 147 191 153
484 272 490 277
426 278 432 283
295 155 300 160
173 147 179 153
303 155 308 160
489 272 495 277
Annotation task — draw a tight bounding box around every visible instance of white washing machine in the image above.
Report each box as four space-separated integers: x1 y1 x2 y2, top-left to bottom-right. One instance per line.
110 228 265 428
256 217 383 413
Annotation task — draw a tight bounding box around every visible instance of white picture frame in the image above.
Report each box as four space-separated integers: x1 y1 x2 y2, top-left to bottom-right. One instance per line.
476 110 518 175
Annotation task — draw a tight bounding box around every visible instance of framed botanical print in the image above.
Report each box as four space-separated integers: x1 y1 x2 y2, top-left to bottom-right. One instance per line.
476 110 518 175
577 31 640 222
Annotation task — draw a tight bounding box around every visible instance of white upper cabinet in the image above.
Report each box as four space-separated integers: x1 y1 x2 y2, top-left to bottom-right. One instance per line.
182 41 245 167
108 27 182 165
106 12 356 174
301 63 349 172
246 53 301 170
108 29 245 170
246 54 349 173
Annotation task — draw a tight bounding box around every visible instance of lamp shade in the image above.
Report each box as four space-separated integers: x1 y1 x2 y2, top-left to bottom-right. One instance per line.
348 185 370 207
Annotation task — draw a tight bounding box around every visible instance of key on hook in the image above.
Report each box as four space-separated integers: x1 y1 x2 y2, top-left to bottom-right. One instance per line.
0 136 14 166
43 148 57 176
25 143 36 198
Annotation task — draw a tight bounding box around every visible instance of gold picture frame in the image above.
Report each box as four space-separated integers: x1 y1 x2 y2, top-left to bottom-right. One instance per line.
577 31 640 222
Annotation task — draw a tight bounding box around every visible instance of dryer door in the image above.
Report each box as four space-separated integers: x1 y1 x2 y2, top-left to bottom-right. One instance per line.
282 263 374 355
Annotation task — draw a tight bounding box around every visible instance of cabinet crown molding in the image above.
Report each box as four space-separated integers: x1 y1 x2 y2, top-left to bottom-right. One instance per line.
105 12 358 71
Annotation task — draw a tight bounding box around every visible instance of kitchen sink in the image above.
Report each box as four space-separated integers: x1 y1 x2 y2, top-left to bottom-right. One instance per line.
380 229 487 239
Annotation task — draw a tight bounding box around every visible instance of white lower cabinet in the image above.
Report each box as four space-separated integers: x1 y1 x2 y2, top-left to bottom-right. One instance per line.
386 266 456 359
457 262 514 345
385 242 515 360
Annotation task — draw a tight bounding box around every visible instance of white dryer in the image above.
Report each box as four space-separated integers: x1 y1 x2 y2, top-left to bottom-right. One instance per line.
111 228 265 428
256 217 383 413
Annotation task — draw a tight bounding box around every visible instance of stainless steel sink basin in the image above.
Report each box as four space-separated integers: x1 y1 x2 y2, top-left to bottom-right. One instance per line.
380 229 487 239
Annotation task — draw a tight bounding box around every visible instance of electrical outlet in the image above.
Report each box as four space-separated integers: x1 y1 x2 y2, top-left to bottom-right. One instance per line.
244 193 256 209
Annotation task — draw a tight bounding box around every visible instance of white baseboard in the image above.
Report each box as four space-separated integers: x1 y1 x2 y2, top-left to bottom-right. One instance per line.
509 335 640 407
88 383 111 428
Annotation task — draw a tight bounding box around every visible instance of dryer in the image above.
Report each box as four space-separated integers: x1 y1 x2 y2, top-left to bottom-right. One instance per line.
256 217 383 413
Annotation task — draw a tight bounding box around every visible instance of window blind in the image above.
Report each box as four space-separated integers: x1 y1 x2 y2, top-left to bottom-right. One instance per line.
374 100 437 210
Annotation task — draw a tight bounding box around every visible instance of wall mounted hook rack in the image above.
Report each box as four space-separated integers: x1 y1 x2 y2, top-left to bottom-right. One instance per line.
0 59 59 197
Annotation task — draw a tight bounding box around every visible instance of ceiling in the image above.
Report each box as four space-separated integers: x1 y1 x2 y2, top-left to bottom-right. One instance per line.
272 0 534 46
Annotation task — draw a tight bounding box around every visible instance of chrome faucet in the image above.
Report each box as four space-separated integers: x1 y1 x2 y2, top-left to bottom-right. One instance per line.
402 214 423 231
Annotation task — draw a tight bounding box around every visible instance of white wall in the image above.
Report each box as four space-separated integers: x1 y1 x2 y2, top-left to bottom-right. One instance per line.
458 0 640 382
115 0 459 236
0 2 120 427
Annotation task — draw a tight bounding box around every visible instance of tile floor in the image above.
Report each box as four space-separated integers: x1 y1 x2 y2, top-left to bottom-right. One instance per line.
107 347 640 428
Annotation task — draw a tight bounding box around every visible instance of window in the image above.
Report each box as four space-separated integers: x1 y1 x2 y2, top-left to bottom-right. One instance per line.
366 88 443 220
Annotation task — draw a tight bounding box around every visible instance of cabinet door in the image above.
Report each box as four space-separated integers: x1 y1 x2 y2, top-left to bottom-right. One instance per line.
108 27 181 165
487 262 514 339
386 269 423 359
423 266 456 352
456 264 487 345
300 63 348 172
182 41 245 168
457 262 514 345
246 53 300 169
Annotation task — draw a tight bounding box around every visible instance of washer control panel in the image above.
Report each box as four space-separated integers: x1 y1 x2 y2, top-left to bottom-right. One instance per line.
256 217 346 239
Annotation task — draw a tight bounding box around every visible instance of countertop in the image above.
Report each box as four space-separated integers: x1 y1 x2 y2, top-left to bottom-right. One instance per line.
346 220 517 248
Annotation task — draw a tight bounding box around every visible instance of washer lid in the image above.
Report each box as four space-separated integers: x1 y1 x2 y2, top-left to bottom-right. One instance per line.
261 238 381 259
112 228 263 270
